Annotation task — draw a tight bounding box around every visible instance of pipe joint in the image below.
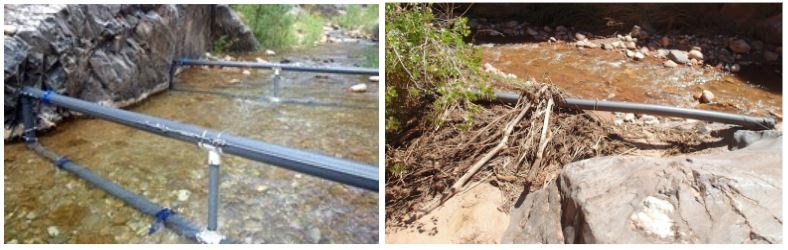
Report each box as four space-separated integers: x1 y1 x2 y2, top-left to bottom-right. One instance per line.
196 230 225 244
22 128 39 143
198 142 222 166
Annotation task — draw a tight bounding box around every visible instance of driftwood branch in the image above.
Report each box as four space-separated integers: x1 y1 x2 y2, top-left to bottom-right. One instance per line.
451 102 532 192
526 98 555 185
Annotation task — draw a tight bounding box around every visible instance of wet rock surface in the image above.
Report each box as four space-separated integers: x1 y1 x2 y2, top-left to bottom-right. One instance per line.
3 4 257 140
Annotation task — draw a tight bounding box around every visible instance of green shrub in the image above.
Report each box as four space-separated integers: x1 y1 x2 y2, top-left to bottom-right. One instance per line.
232 5 296 50
334 5 379 32
385 3 488 138
362 45 379 68
212 35 230 54
294 11 326 47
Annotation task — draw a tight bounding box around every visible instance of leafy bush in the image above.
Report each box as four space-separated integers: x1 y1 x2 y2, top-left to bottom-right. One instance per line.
334 5 379 33
232 5 296 50
294 11 326 47
212 35 230 54
385 3 489 139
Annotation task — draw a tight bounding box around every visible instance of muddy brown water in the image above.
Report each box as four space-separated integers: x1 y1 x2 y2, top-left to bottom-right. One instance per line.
482 43 782 118
4 42 379 243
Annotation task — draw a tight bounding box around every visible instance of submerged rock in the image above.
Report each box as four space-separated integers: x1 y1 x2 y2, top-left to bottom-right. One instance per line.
731 63 741 72
176 189 191 201
349 84 368 92
663 60 678 68
688 49 704 60
763 50 779 61
659 36 670 47
633 51 645 61
668 50 690 64
47 226 60 237
699 90 714 103
526 27 538 37
728 39 751 54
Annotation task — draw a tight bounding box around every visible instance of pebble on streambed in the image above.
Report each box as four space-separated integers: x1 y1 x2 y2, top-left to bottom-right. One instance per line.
176 189 191 201
47 226 60 237
349 84 368 92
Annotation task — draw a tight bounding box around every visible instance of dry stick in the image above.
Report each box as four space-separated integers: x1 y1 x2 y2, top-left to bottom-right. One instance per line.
526 98 555 185
536 98 555 160
417 102 532 214
451 101 533 192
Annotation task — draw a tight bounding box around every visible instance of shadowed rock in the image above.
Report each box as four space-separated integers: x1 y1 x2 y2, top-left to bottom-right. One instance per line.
4 4 258 140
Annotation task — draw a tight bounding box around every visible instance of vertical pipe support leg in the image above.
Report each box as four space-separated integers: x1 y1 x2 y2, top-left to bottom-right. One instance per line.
200 143 222 232
272 67 282 99
196 142 225 243
20 96 37 144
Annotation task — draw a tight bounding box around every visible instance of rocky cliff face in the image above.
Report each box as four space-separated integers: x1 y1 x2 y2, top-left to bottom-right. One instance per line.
4 4 257 140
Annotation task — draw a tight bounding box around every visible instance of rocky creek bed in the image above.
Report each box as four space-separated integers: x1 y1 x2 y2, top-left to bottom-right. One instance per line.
4 41 379 243
386 15 782 243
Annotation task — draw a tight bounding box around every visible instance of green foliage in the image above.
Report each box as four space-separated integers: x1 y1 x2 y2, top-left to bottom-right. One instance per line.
334 5 379 33
232 5 296 50
211 35 231 54
387 162 407 177
361 45 379 68
385 3 489 137
294 11 326 47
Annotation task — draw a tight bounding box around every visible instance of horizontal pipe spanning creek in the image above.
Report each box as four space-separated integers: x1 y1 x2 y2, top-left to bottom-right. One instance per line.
25 142 230 243
485 90 776 130
19 87 379 192
177 58 379 75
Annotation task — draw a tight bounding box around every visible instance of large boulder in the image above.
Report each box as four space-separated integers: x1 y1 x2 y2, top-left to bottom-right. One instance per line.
3 4 257 140
501 180 564 244
212 4 258 52
558 131 782 243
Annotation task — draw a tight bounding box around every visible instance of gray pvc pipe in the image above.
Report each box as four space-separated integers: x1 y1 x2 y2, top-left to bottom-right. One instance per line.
487 90 775 130
25 143 229 243
21 96 36 142
272 72 281 98
20 97 228 243
178 58 379 76
207 163 219 231
19 87 378 192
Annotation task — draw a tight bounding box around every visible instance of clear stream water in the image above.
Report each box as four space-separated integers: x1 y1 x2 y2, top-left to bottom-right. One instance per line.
4 42 379 243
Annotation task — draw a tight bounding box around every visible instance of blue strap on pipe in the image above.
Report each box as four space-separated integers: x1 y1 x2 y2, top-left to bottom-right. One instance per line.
41 90 54 105
55 157 70 169
148 208 175 235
